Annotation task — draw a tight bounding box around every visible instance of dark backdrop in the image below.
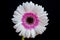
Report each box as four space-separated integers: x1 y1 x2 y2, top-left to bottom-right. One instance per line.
1 0 59 40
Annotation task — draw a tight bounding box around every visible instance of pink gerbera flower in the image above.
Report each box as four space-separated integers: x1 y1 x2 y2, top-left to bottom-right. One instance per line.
12 1 49 38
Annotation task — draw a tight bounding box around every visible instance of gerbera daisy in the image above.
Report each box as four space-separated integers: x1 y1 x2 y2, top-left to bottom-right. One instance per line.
12 1 49 38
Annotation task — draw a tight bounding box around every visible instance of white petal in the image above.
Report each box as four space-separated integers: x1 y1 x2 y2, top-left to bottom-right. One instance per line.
15 23 24 33
13 11 22 18
32 4 44 17
25 30 30 38
30 29 36 38
21 29 26 38
18 24 26 38
19 27 26 37
12 18 19 22
22 1 34 12
13 23 20 29
16 5 25 15
12 11 23 24
40 17 48 23
13 15 20 18
12 20 18 24
34 25 46 34
39 11 48 17
13 11 21 16
11 17 22 24
40 22 49 27
16 26 21 33
13 15 22 21
39 16 49 26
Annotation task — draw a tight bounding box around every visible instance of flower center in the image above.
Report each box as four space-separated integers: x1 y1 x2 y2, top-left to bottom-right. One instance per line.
26 17 34 24
22 12 39 30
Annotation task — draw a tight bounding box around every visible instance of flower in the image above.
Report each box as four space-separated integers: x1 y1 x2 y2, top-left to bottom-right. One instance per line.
12 1 49 38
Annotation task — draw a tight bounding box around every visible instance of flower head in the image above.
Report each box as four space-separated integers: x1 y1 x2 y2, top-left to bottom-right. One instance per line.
12 1 49 38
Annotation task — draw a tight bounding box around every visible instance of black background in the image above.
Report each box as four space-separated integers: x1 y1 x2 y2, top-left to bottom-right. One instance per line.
1 0 59 40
